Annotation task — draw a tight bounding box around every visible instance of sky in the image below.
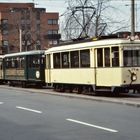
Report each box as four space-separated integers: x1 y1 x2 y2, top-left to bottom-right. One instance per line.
0 0 67 15
0 0 140 34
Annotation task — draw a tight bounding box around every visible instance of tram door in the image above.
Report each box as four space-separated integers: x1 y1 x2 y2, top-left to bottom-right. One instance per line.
94 49 98 87
45 54 51 84
27 54 45 81
94 48 103 87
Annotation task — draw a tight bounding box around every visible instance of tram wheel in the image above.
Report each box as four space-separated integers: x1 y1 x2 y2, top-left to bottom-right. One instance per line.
22 81 27 88
112 88 120 97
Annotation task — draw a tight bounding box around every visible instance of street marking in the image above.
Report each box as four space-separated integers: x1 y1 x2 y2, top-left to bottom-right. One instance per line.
16 106 42 114
66 118 118 133
0 102 4 104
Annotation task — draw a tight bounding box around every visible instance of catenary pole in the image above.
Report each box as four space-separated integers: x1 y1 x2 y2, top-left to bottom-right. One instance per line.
131 0 135 37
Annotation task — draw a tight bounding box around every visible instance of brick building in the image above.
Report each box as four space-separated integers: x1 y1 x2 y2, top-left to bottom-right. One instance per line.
0 3 61 54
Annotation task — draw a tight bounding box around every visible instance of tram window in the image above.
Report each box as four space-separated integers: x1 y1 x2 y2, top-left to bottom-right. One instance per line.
46 55 50 69
20 57 25 68
123 50 140 66
80 49 90 67
123 51 132 66
53 53 60 68
70 51 79 68
28 55 40 68
138 51 140 66
112 47 119 67
14 59 18 68
0 60 2 69
5 59 9 68
5 58 11 68
62 52 69 68
11 59 16 68
0 61 2 70
132 51 139 66
97 48 103 67
104 48 110 67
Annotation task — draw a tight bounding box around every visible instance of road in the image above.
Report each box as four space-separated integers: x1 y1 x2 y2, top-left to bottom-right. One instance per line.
0 86 140 140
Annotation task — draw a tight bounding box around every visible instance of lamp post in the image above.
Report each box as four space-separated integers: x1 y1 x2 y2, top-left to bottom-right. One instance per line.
131 0 135 37
19 28 22 52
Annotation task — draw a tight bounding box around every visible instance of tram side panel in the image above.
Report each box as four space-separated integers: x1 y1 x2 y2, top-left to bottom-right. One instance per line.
45 49 96 90
26 54 45 85
95 68 122 87
121 67 140 90
3 56 26 81
50 68 95 85
3 51 45 87
95 45 140 92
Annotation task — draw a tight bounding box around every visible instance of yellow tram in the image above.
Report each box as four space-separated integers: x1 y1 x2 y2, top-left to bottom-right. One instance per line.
45 38 140 95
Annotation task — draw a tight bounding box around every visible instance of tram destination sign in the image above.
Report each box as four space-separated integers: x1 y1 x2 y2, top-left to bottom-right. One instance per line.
123 46 140 50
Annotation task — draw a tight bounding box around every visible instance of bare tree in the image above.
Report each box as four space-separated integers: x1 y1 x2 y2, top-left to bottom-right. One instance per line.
61 0 130 40
61 0 109 40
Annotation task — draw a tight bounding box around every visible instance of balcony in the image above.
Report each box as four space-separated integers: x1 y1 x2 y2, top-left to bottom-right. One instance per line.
44 34 61 40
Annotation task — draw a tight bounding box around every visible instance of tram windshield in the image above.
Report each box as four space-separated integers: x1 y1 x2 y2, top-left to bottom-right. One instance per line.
123 46 140 67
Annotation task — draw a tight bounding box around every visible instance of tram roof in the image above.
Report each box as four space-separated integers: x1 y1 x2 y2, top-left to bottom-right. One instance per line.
45 38 140 53
4 50 45 58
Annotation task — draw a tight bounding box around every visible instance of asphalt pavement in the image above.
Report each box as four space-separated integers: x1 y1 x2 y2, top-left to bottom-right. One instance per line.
0 85 140 107
0 86 140 140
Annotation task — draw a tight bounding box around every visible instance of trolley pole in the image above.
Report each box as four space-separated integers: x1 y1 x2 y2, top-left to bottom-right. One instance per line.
131 0 135 37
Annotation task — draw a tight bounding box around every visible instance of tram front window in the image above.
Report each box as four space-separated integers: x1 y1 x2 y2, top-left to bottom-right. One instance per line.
123 49 140 67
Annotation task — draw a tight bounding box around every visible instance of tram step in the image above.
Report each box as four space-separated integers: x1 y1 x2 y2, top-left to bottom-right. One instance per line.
96 89 111 92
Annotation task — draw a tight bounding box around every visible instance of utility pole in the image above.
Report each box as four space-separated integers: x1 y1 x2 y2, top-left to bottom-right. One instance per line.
131 0 135 37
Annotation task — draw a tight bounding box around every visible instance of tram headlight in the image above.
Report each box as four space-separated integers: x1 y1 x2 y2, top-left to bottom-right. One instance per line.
131 73 137 81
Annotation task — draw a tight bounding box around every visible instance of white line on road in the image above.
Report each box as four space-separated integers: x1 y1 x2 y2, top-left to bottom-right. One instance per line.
0 102 4 104
66 118 118 133
16 106 42 114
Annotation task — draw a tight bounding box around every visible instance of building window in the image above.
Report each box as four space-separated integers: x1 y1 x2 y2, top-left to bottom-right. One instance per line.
48 40 58 45
36 40 41 50
21 10 25 20
21 24 25 31
2 40 9 47
26 33 31 40
47 30 58 35
36 12 40 20
1 19 8 35
26 10 30 20
26 24 31 30
36 24 40 31
48 19 58 25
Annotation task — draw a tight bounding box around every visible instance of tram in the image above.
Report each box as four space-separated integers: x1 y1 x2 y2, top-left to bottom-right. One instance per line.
45 38 140 95
0 55 4 84
3 50 45 87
